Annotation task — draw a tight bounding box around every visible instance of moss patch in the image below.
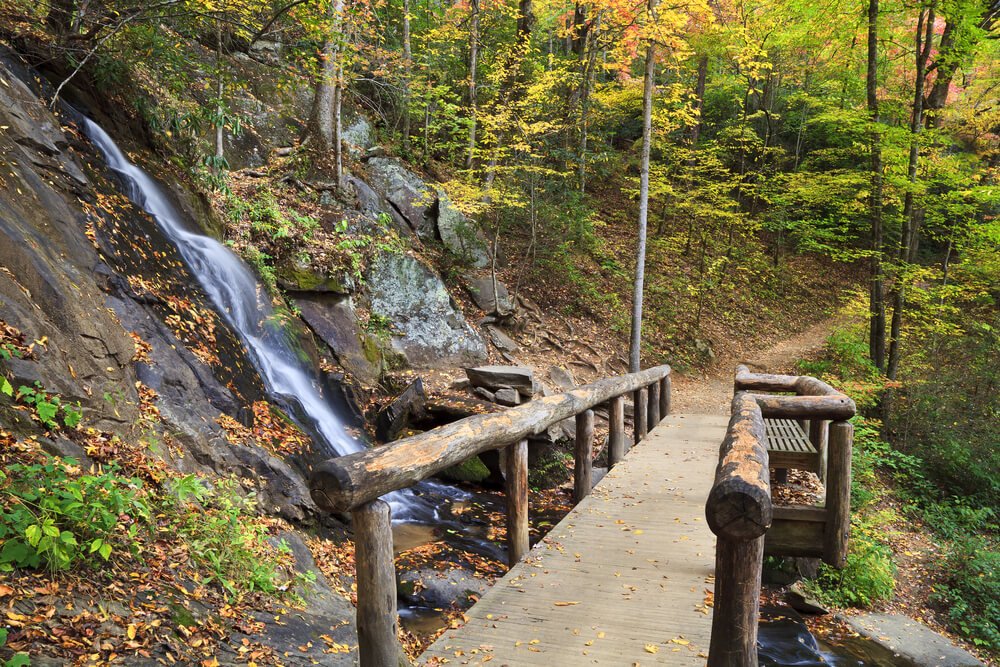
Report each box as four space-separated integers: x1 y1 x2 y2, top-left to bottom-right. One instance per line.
440 456 490 483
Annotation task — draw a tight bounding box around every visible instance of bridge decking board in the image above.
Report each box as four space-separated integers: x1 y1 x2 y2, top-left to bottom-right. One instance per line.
419 413 727 666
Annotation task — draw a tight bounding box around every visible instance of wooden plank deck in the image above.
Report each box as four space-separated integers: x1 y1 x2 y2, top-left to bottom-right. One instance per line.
419 413 727 666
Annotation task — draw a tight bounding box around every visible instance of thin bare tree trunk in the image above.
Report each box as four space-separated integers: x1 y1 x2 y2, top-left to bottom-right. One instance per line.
629 0 657 373
466 0 479 170
887 3 935 381
402 0 412 151
866 0 886 371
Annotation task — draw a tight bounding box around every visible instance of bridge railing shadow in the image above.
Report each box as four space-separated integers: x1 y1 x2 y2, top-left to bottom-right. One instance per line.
309 364 672 667
705 365 856 667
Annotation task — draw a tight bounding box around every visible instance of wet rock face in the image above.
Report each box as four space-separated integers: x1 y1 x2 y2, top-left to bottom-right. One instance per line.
0 55 140 432
366 252 487 368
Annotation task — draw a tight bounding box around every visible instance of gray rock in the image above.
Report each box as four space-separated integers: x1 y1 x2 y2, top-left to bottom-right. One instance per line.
494 388 521 406
366 252 487 368
485 325 520 353
342 115 375 156
549 366 576 391
465 275 515 314
435 188 489 267
398 567 490 609
787 582 829 615
347 175 388 224
843 613 985 667
295 294 381 384
277 256 353 294
472 386 495 402
365 157 435 237
465 365 534 395
375 377 426 442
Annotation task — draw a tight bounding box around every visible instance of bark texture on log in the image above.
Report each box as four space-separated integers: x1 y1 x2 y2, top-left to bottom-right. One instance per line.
608 395 625 467
750 394 856 420
706 393 772 541
505 439 530 566
574 410 595 503
634 387 648 445
353 500 405 667
659 375 671 417
311 366 671 512
708 534 764 667
824 421 853 568
648 381 660 426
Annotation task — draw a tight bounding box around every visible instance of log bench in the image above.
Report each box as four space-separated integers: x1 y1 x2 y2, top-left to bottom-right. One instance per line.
765 418 820 483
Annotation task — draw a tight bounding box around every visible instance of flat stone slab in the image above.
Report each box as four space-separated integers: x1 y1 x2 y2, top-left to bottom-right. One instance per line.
843 613 984 667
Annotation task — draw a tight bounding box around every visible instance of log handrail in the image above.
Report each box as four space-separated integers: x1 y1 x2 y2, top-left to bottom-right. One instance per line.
310 364 672 513
708 368 856 667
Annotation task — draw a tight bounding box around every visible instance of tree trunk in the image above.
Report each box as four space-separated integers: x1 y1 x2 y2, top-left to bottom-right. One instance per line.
629 0 657 373
466 0 479 170
866 0 886 372
691 55 708 146
401 0 412 151
886 3 935 382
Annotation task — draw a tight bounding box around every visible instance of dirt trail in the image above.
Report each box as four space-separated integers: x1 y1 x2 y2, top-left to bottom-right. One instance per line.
671 317 841 415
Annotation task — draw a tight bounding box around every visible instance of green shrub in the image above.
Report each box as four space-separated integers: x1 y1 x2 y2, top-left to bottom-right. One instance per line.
931 534 1000 653
162 476 311 598
804 516 896 607
0 458 150 572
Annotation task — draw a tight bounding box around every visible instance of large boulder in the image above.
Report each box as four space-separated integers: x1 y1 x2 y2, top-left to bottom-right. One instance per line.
435 189 490 268
465 275 515 314
465 365 534 397
365 157 436 238
295 295 382 385
366 252 487 368
342 115 375 156
277 257 354 294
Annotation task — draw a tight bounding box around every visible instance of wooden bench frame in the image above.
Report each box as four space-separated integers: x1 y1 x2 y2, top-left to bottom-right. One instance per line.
705 366 856 667
309 365 672 667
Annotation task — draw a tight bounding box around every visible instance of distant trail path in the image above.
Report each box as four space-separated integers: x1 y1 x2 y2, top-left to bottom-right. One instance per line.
671 317 841 415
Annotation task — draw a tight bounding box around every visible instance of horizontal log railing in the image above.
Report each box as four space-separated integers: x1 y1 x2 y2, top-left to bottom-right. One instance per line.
310 364 672 667
707 367 856 667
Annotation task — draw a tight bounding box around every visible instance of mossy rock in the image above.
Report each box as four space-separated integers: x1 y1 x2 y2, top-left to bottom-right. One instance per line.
276 260 352 294
440 455 490 483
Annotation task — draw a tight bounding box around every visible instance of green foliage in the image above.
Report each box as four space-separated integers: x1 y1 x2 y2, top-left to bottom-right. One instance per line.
931 534 1000 652
0 458 149 572
13 383 82 430
161 476 311 598
803 514 896 608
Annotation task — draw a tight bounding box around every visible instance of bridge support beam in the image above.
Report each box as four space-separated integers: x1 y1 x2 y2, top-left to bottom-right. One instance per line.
633 387 648 446
574 410 595 502
608 396 625 467
823 421 853 568
648 381 661 426
352 499 406 667
659 375 671 417
505 439 530 566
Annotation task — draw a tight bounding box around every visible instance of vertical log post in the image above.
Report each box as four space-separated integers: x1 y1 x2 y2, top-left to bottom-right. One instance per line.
505 439 529 567
823 420 853 568
353 499 404 667
710 534 765 667
810 419 828 483
659 374 671 417
633 387 648 447
648 381 661 427
608 395 626 467
574 409 595 503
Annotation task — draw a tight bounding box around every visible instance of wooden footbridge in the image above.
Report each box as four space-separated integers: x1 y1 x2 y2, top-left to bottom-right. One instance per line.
309 365 856 666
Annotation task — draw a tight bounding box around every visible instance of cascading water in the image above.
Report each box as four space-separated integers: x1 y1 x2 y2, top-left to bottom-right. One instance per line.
81 114 500 556
74 117 461 521
81 118 364 459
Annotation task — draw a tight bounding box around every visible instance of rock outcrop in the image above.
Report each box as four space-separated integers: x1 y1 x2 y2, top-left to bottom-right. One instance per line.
367 252 487 368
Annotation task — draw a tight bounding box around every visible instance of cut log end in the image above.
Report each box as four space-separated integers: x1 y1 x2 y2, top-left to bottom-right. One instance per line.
310 459 356 513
